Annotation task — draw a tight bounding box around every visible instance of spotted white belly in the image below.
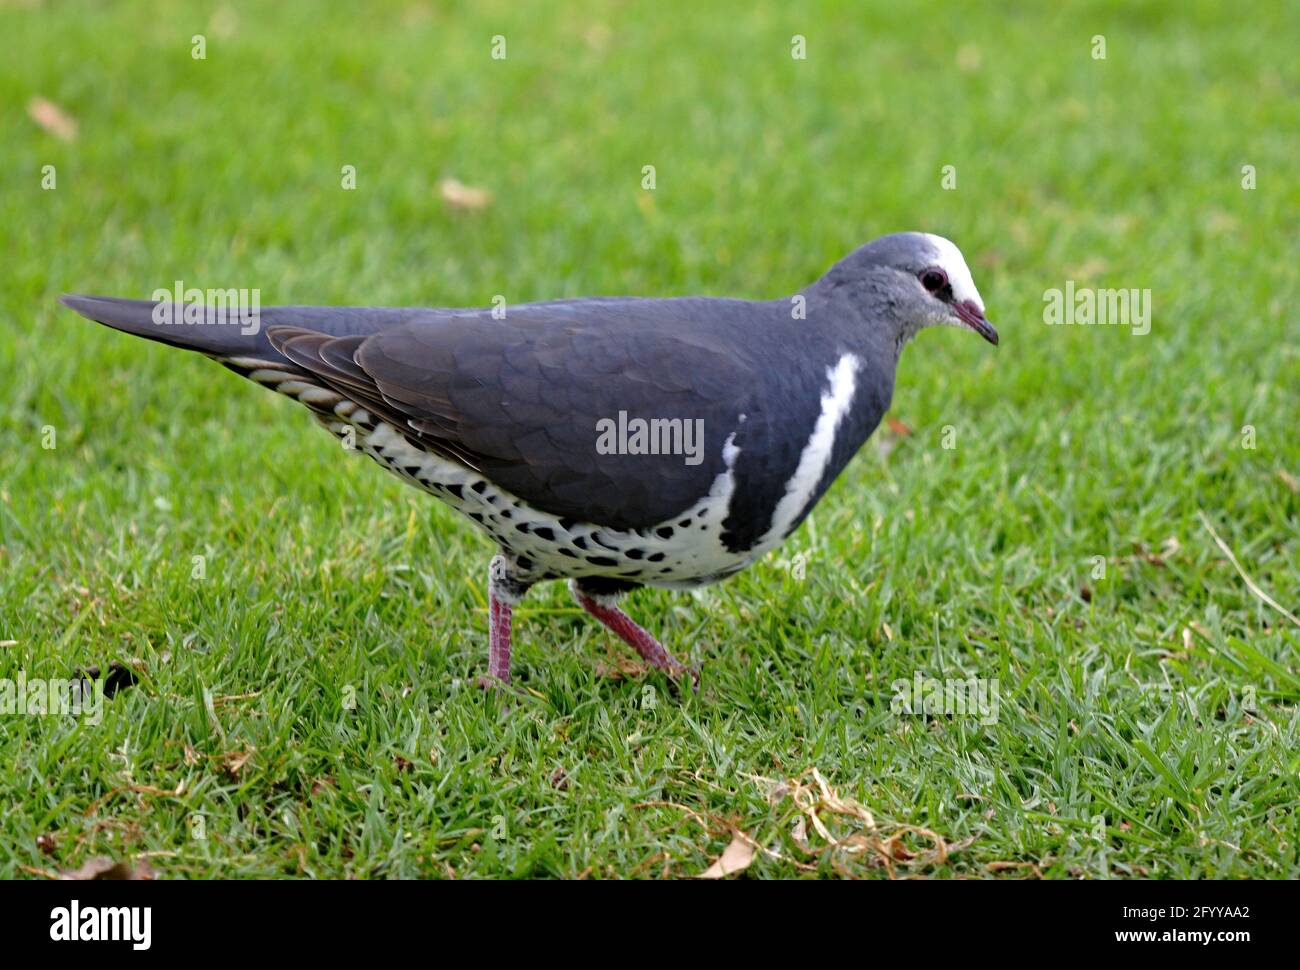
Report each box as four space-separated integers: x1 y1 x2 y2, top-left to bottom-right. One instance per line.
241 361 761 588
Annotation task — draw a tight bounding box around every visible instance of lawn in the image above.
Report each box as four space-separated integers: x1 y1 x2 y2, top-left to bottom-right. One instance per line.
1 0 1298 878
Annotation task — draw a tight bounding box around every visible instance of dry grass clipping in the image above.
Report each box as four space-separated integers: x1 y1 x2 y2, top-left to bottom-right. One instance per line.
643 766 972 878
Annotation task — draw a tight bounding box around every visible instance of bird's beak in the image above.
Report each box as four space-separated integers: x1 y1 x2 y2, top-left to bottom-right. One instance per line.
954 300 998 346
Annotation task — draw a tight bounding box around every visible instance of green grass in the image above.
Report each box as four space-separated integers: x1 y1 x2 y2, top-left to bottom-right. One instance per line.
2 0 1298 878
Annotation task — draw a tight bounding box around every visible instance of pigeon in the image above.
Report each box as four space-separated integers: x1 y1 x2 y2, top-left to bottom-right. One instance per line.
60 231 996 689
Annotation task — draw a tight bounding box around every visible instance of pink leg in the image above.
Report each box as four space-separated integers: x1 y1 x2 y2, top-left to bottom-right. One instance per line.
488 592 512 683
573 588 698 688
477 589 512 690
480 554 528 691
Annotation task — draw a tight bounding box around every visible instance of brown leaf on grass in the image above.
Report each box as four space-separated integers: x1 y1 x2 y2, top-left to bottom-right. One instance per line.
886 416 913 437
393 755 413 773
1277 469 1300 493
211 690 261 708
986 860 1045 878
697 834 756 879
28 97 78 141
439 178 491 211
790 816 810 853
309 776 336 797
36 833 58 856
550 766 569 791
59 857 154 881
593 643 650 680
217 746 254 779
768 767 967 876
644 768 971 878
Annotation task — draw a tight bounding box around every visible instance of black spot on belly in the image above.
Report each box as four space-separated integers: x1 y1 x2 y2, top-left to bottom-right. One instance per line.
625 548 644 560
647 552 666 562
656 526 674 539
678 518 692 528
559 548 577 558
533 527 555 542
404 465 422 476
500 509 512 519
573 536 588 550
515 556 534 570
469 512 484 523
470 480 486 494
515 522 530 534
445 484 464 500
587 556 619 567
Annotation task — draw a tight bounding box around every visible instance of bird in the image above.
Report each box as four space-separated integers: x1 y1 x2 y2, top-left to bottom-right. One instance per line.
60 232 996 690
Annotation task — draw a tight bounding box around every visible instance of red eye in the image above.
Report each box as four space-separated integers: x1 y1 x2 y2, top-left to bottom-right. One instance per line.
920 268 948 293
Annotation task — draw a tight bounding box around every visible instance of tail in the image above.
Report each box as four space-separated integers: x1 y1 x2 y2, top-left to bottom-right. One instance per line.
59 295 413 361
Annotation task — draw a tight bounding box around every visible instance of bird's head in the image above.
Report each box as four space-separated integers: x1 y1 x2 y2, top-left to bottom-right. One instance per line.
823 232 998 347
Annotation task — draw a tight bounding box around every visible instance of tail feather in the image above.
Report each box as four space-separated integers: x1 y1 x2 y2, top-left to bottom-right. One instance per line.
59 295 415 360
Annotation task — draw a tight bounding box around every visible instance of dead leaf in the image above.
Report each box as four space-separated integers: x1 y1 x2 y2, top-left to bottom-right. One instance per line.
1277 469 1299 493
883 834 915 861
698 834 756 879
217 746 254 778
59 857 153 881
310 776 336 797
593 643 650 680
439 178 491 211
986 860 1044 877
550 766 569 791
886 416 913 437
28 97 77 141
36 833 58 856
791 816 810 853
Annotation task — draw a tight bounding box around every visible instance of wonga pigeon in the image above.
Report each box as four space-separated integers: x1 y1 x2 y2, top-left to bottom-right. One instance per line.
61 232 997 689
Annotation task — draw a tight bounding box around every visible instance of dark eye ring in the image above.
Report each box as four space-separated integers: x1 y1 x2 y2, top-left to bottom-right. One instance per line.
920 268 948 293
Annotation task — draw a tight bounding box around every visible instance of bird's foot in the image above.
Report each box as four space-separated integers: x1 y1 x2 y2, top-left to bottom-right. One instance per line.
573 588 698 693
662 659 702 694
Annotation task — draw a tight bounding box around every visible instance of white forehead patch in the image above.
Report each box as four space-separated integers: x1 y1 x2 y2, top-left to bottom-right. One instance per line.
923 233 984 309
